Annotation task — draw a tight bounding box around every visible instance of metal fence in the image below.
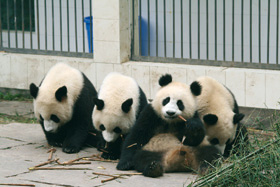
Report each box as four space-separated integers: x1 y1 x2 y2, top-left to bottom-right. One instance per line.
0 0 93 58
131 0 280 70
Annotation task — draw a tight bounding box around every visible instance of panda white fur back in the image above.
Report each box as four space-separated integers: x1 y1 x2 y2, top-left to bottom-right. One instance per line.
93 72 148 159
190 76 245 155
30 63 99 153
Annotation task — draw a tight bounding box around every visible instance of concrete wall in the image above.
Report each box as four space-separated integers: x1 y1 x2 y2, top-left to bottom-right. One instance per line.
0 0 280 110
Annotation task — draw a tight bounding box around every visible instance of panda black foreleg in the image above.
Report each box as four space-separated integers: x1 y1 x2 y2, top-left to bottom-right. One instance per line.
134 150 164 178
100 136 123 160
183 116 205 147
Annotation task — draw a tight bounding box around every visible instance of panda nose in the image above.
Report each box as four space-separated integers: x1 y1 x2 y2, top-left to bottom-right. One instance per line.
166 111 176 116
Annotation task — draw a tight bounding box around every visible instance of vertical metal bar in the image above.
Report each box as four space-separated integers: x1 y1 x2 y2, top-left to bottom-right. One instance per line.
232 0 234 61
156 0 158 57
7 0 10 48
0 0 2 47
223 0 225 61
163 0 166 57
198 0 200 59
206 0 208 60
132 0 135 56
139 0 142 55
45 0 47 50
36 0 40 50
147 0 150 56
89 0 92 53
82 0 85 53
277 0 279 65
60 0 62 51
250 0 252 62
189 0 192 59
52 0 54 50
173 0 175 58
181 0 183 58
67 0 70 52
22 0 25 49
14 0 18 48
267 0 270 64
74 0 77 52
29 0 32 49
215 0 217 60
241 0 244 62
259 0 261 63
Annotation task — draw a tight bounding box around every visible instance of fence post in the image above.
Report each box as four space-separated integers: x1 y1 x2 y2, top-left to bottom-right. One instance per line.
93 0 130 63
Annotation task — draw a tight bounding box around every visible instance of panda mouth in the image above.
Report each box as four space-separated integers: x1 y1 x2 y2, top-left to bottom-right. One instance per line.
164 115 177 119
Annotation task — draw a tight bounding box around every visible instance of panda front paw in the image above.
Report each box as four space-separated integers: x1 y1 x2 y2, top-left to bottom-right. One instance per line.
48 141 62 147
101 152 119 160
183 118 205 146
62 145 81 154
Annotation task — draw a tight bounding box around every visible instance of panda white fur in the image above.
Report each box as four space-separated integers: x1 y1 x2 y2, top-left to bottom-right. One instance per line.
117 74 220 177
92 72 148 160
190 76 247 157
29 63 100 153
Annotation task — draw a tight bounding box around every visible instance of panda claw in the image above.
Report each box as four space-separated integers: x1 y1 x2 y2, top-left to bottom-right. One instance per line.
62 146 80 154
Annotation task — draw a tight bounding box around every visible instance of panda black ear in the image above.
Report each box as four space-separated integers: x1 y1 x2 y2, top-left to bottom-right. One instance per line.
233 113 245 124
159 74 172 87
203 114 218 125
29 83 39 99
55 86 67 102
190 81 201 96
122 98 133 113
93 98 104 110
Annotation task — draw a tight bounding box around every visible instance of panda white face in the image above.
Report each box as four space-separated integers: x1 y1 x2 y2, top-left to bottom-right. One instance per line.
99 124 123 142
161 97 184 119
152 81 196 123
39 114 61 133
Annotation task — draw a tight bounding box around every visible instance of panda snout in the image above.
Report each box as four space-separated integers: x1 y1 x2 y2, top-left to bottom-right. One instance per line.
166 111 176 116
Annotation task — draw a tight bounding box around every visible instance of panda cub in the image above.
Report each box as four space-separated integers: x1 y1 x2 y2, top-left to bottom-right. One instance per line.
30 63 100 153
117 74 220 177
92 72 148 160
190 76 248 157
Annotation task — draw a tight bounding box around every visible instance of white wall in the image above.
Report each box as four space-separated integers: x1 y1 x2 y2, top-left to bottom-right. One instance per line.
0 0 280 110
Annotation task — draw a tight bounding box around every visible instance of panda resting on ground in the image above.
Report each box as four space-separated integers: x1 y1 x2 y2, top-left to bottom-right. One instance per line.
92 72 148 160
117 74 220 177
190 76 248 157
29 63 101 153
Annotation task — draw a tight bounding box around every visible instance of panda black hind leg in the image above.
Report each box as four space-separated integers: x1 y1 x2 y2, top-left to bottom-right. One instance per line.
134 150 164 178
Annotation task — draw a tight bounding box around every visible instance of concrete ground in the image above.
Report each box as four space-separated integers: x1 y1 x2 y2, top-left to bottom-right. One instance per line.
0 101 197 187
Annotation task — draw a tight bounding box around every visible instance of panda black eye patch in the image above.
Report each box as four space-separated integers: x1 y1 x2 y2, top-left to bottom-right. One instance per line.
177 100 185 111
210 138 219 145
50 115 60 123
113 127 122 134
100 124 106 131
162 97 170 106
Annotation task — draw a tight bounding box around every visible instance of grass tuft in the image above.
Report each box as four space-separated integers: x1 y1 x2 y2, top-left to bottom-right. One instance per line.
0 92 32 101
189 118 280 187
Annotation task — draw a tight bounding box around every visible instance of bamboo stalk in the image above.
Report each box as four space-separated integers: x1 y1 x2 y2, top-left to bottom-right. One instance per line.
29 167 91 170
83 158 118 163
178 115 187 122
0 184 35 187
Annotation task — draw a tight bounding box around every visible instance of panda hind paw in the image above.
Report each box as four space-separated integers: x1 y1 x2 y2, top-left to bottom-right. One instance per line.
143 161 164 178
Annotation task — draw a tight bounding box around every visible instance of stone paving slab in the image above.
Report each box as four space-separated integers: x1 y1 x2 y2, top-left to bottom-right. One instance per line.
0 123 197 187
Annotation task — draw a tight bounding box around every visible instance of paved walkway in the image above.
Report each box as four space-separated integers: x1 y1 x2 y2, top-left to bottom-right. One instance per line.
0 101 197 187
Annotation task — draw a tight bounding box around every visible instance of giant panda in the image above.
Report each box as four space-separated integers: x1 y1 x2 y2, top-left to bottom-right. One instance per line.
29 63 101 153
190 76 248 157
117 74 220 177
92 72 148 160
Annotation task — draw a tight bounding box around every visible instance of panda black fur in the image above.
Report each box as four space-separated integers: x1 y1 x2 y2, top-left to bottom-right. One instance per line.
117 74 220 177
92 72 148 160
30 63 100 153
190 76 248 157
